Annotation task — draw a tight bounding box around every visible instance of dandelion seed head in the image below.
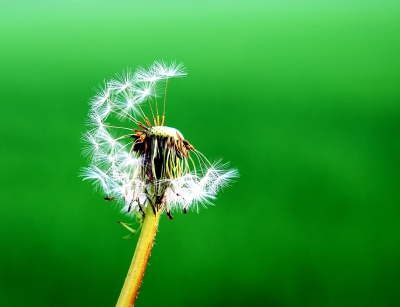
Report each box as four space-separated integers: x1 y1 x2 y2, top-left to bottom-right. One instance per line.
81 60 238 219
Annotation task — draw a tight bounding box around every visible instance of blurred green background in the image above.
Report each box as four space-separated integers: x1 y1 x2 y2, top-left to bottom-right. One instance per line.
1 1 399 306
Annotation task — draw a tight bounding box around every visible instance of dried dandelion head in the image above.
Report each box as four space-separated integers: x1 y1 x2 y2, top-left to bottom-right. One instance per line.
81 61 237 219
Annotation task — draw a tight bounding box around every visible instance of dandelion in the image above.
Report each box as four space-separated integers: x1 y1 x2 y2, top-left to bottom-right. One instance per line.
81 60 237 306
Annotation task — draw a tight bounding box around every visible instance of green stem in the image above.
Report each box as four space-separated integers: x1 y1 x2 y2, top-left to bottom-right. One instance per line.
115 205 161 307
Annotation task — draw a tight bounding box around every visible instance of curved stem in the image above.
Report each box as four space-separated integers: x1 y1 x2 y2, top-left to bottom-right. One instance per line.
115 205 161 307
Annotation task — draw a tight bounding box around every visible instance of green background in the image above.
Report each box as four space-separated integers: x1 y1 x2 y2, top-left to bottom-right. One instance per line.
1 1 399 306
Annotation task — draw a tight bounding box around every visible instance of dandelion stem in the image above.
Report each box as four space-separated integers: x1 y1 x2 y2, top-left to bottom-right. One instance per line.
115 205 161 307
